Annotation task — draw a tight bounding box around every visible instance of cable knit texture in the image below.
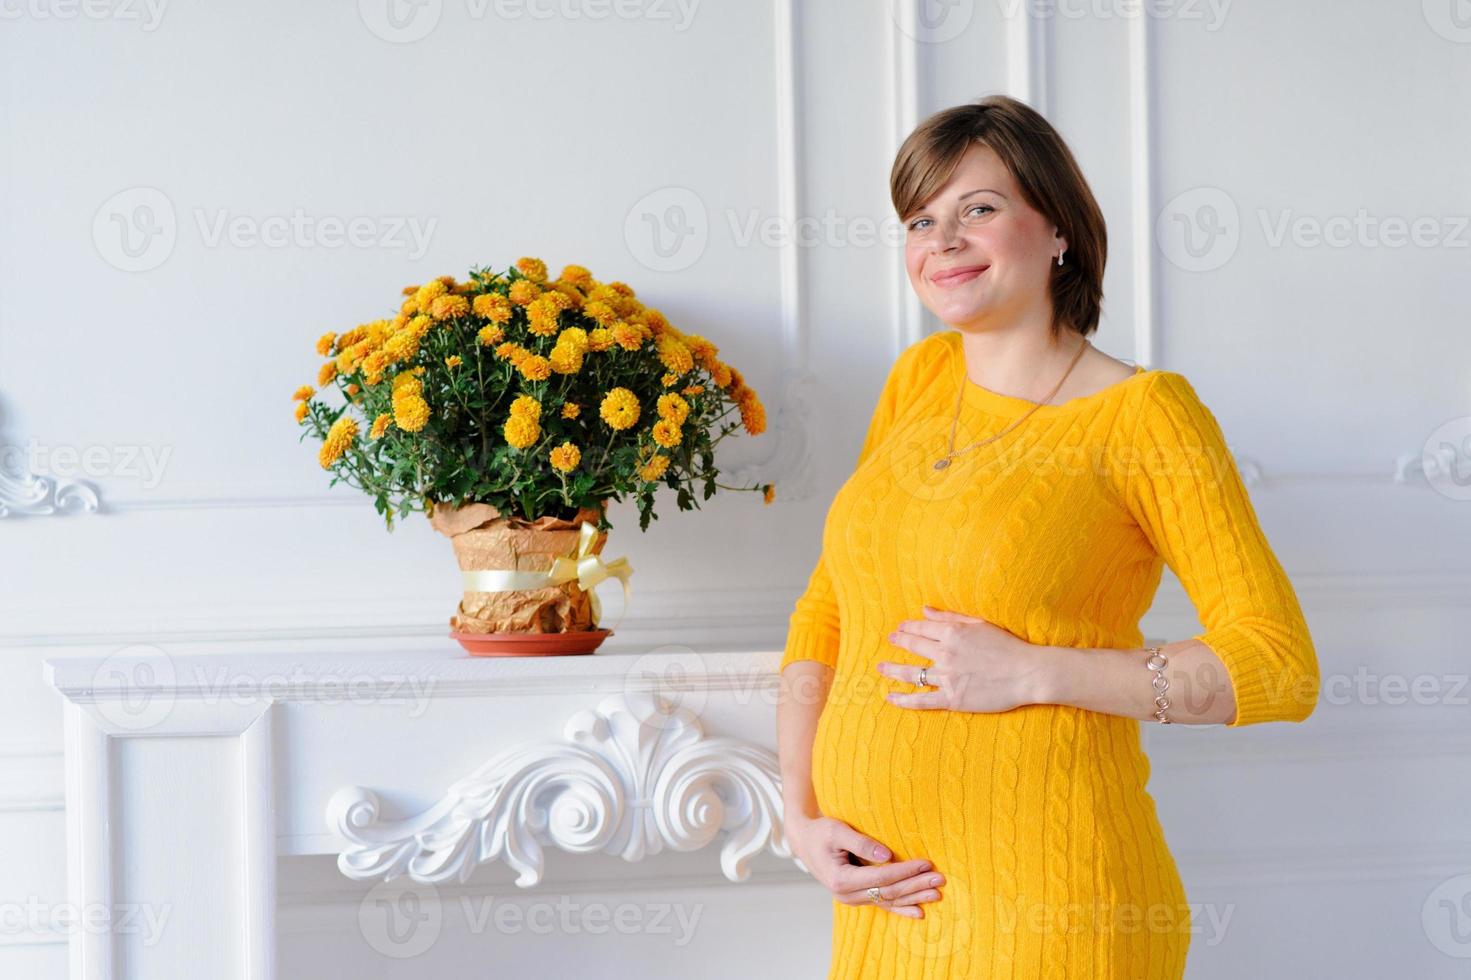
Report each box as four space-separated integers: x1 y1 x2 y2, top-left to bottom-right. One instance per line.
781 329 1319 980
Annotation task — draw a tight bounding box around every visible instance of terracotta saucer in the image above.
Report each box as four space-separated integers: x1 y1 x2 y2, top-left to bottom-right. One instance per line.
450 629 613 657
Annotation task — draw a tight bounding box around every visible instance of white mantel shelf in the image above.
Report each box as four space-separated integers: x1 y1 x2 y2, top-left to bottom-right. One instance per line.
42 643 795 980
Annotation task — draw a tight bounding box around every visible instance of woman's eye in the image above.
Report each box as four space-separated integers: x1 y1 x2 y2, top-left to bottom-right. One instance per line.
907 217 932 232
964 205 994 219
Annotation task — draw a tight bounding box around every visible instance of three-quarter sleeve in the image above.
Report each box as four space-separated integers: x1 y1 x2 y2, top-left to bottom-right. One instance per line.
1119 371 1320 726
778 339 922 673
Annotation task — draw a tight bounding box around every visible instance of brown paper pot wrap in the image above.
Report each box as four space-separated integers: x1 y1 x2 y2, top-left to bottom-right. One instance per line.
430 500 608 635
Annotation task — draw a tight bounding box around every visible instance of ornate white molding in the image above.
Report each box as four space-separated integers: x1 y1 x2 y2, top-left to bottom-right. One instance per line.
0 466 99 518
328 691 796 888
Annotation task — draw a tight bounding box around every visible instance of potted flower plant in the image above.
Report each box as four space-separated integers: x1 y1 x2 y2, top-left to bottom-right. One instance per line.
294 258 773 655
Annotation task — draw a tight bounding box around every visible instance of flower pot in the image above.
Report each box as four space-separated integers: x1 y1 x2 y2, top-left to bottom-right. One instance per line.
428 499 631 657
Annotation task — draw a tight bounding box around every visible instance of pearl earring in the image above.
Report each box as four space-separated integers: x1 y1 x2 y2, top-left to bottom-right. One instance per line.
1056 248 1066 266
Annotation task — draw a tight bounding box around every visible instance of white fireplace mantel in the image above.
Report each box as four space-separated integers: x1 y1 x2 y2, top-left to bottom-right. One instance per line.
43 643 795 980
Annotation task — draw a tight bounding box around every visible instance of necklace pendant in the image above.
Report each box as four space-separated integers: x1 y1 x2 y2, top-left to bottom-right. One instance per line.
933 458 950 470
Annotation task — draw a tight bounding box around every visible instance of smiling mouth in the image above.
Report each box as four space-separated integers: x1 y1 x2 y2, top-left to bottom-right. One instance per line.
930 265 989 287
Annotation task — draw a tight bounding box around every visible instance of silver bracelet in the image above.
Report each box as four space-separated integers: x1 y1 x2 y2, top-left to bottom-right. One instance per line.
1144 645 1172 724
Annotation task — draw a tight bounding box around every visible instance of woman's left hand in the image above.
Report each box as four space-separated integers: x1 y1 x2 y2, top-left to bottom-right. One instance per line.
877 605 1053 712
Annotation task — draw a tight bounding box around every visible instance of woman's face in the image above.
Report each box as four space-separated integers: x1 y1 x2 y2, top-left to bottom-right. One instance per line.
902 142 1065 330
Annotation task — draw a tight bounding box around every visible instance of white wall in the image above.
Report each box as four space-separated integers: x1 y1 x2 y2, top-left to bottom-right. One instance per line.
4 0 1470 976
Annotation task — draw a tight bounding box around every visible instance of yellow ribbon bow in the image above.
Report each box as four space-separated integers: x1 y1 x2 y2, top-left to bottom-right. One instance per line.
461 520 633 633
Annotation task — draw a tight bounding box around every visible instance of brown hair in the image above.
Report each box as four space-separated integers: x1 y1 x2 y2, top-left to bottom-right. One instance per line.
890 95 1107 339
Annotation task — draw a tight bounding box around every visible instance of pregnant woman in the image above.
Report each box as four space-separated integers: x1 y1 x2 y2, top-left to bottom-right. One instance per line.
776 95 1321 979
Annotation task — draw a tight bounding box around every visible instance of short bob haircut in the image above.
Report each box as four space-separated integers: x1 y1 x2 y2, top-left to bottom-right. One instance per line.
890 95 1107 340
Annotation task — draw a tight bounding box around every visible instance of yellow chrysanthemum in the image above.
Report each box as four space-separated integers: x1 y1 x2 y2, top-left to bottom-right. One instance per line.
587 328 614 352
473 293 513 323
710 362 733 388
401 284 420 297
292 385 315 402
510 394 542 420
336 326 367 350
430 294 469 321
549 441 580 473
651 419 682 448
738 391 767 436
318 415 358 468
503 414 540 449
315 332 336 357
612 321 645 351
657 392 690 425
660 373 679 388
599 387 640 431
370 413 392 439
555 327 589 353
477 324 504 347
657 337 694 374
559 264 592 286
494 341 527 364
316 361 337 387
361 350 391 386
405 314 433 340
393 393 430 432
548 345 583 375
583 300 618 328
526 306 561 338
508 280 541 306
293 401 308 423
515 256 548 283
445 355 462 369
346 383 361 397
547 280 585 309
384 331 419 363
413 279 448 312
561 402 580 419
638 454 670 482
681 384 704 396
517 354 552 381
392 371 423 398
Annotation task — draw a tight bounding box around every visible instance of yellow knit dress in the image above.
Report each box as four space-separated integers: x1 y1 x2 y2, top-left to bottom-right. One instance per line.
781 329 1319 980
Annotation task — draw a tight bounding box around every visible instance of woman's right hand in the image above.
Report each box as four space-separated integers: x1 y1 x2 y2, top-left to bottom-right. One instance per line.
786 813 944 919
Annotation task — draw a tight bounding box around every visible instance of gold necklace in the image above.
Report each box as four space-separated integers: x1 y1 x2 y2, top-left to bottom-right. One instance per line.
933 335 1091 471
